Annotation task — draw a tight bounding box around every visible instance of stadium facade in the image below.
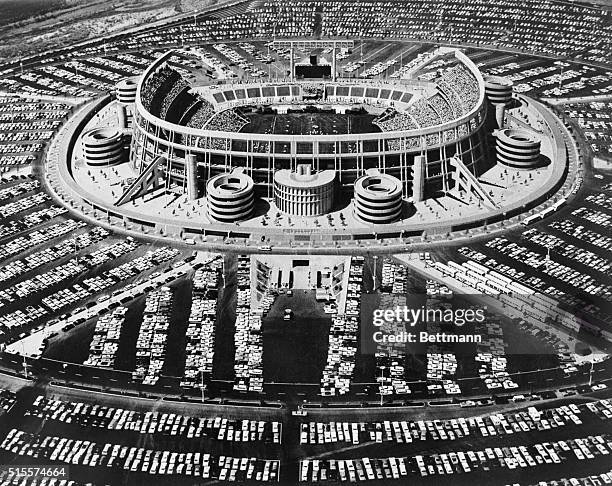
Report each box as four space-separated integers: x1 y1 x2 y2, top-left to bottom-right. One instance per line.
128 48 489 217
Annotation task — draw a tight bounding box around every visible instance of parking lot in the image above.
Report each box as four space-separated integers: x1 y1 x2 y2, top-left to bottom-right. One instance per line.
0 2 610 484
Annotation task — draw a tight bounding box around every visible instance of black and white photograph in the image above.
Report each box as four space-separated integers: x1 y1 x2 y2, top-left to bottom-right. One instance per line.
0 0 610 484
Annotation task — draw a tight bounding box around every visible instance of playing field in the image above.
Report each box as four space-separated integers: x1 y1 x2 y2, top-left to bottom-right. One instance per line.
241 112 380 135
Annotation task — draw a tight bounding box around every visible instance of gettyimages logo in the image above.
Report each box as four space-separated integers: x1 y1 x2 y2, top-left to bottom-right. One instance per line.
361 295 487 354
372 306 486 328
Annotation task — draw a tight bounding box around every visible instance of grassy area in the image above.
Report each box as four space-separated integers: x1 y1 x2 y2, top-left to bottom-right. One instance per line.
242 112 380 136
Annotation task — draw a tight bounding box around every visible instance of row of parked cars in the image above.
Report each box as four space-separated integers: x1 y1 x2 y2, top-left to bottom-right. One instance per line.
213 43 267 78
0 429 280 481
376 293 411 396
133 287 173 385
0 98 70 113
436 254 603 378
0 204 66 240
585 193 612 212
300 433 612 482
65 60 123 84
0 178 39 203
486 237 612 301
0 246 180 346
457 245 610 331
474 318 519 391
1 49 150 98
321 256 363 396
234 255 267 393
89 56 142 78
182 259 222 388
63 253 176 320
0 142 43 155
239 42 274 69
26 395 283 444
380 259 407 293
522 228 610 274
572 207 611 228
0 388 16 414
300 399 605 445
4 226 100 295
0 191 49 218
0 238 139 307
84 306 127 368
360 58 399 78
0 130 54 143
565 99 612 157
7 70 95 98
0 119 61 132
508 468 612 486
43 64 108 93
585 399 612 420
550 218 612 251
0 218 89 270
0 154 36 167
424 281 462 396
0 111 68 123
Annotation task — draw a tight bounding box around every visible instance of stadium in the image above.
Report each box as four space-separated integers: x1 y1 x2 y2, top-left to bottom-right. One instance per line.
47 42 576 252
130 47 486 202
0 0 610 484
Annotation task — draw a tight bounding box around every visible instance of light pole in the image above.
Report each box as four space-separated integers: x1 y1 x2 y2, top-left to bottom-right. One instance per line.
20 342 29 379
373 255 378 291
22 355 29 379
379 365 385 406
200 369 206 403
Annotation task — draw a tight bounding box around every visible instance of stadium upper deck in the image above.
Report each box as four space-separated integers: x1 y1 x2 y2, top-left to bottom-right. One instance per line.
130 48 486 194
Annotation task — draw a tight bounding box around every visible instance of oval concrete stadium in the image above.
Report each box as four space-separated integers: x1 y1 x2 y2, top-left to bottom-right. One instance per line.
46 92 578 253
0 1 609 485
129 49 488 198
40 32 580 254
